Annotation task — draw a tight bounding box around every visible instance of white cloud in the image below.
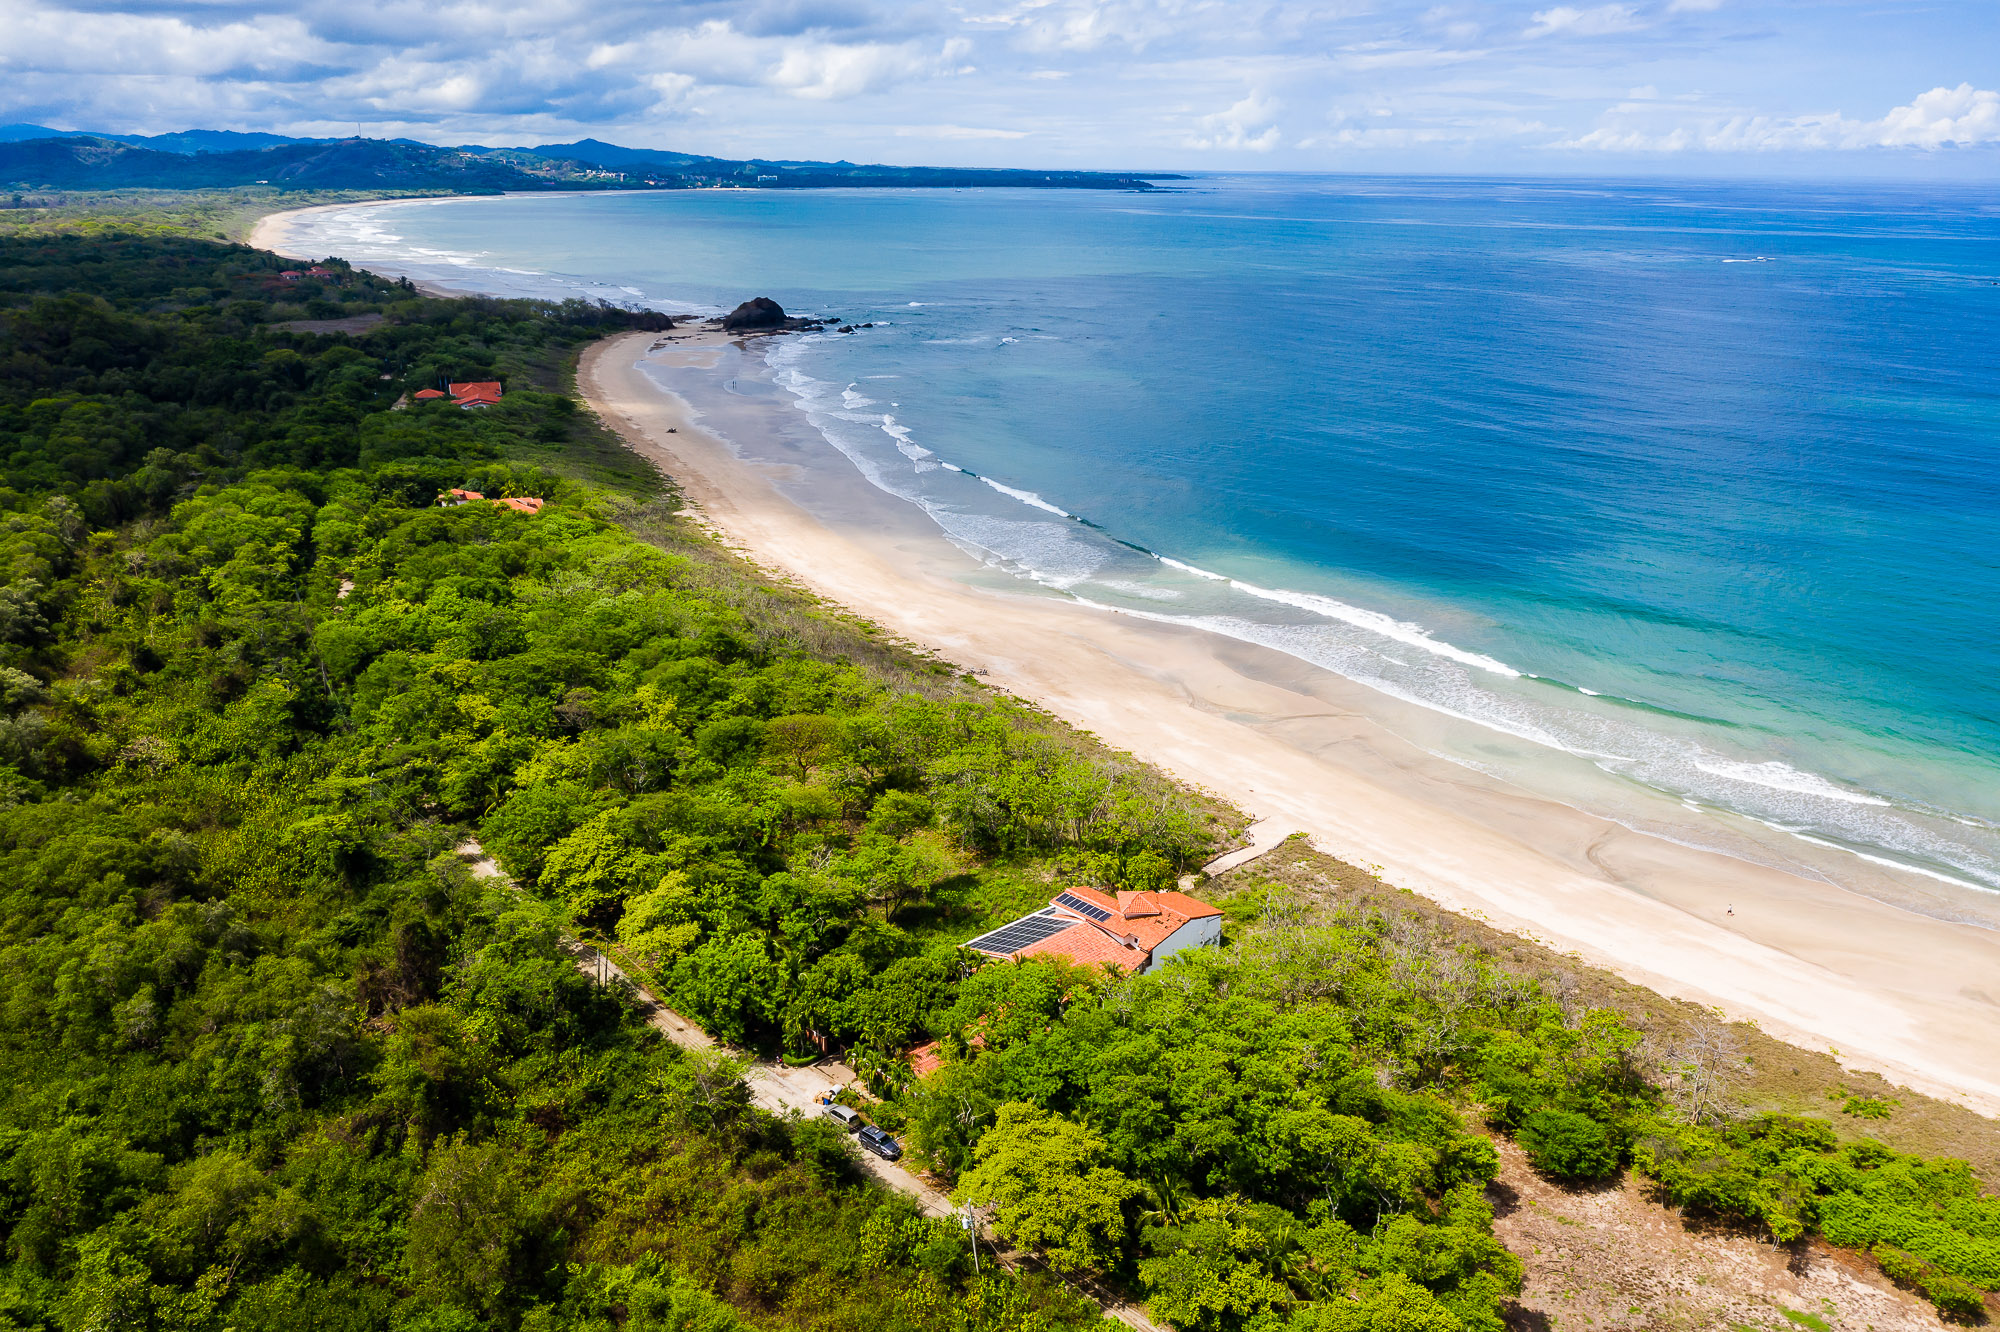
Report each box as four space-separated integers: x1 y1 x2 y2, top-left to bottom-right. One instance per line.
1874 83 2000 147
1337 42 1486 70
0 1 332 76
1667 0 1724 11
768 39 949 99
1525 4 1644 38
1185 92 1281 151
894 123 1029 138
1563 83 2000 151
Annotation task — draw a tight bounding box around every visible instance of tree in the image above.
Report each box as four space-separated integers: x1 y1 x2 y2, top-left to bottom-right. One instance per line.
954 1102 1141 1275
1658 1016 1746 1126
406 1136 530 1317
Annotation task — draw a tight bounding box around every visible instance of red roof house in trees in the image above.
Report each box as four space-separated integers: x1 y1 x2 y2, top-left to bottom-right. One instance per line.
448 381 503 409
963 885 1222 975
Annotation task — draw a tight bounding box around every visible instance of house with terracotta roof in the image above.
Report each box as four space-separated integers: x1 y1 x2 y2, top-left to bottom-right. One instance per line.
436 489 544 516
413 389 447 401
963 885 1222 976
447 381 503 409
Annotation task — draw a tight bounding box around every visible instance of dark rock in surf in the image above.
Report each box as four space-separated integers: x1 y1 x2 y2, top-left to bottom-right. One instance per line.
722 297 787 331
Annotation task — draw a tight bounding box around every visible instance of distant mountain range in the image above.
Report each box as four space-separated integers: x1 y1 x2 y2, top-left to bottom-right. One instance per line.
0 128 1171 192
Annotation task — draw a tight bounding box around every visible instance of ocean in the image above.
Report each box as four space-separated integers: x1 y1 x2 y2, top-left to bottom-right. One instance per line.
283 177 2000 918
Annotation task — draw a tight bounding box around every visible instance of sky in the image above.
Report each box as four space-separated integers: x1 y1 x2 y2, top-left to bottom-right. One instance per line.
3 0 1997 175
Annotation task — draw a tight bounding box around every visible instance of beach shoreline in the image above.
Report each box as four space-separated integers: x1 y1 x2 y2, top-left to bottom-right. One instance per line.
248 197 392 258
250 196 496 297
579 327 2000 1118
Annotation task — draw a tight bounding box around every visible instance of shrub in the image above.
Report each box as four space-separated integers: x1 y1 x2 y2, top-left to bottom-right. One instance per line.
1518 1110 1620 1181
1876 1245 1991 1321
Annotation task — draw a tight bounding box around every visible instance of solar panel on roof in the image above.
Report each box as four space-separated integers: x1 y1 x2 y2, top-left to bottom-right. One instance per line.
1054 891 1113 922
966 911 1074 955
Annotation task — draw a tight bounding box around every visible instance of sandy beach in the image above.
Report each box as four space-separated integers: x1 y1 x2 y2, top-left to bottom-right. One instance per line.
247 198 385 258
579 327 2000 1118
250 196 514 297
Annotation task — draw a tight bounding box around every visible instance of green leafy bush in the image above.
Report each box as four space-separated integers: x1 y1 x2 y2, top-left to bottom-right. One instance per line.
1518 1109 1621 1181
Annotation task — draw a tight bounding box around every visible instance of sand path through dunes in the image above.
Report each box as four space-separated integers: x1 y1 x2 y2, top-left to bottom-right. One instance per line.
580 329 2000 1118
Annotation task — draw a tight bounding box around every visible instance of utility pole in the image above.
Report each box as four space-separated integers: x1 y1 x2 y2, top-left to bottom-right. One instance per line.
960 1202 979 1274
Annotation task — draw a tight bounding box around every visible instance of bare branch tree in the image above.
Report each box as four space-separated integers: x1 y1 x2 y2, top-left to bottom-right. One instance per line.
1654 1012 1747 1125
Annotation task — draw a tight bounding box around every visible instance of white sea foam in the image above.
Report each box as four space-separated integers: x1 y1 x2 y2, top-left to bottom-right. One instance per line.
1693 759 1891 807
1100 579 1184 602
1791 835 1996 893
949 515 1105 588
979 477 1071 517
879 417 933 460
1158 556 1227 581
1225 577 1523 678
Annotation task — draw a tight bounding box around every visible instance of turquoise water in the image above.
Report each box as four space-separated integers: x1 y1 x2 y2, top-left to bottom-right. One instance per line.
295 179 2000 903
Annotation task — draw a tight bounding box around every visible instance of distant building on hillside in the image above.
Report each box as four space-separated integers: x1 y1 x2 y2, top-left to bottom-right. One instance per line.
413 389 447 401
964 886 1223 976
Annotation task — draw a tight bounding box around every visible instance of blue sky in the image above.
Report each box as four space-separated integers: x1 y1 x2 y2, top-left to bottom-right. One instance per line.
3 0 1996 174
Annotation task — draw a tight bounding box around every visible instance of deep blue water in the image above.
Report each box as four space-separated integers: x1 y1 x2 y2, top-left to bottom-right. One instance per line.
297 177 2000 898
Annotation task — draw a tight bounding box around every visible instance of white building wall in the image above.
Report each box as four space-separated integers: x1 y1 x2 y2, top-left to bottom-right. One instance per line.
1143 915 1224 973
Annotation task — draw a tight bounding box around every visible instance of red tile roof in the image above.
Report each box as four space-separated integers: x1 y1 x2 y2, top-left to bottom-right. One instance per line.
493 496 544 514
413 389 446 399
1016 921 1142 973
974 884 1222 974
907 1040 945 1079
448 381 503 405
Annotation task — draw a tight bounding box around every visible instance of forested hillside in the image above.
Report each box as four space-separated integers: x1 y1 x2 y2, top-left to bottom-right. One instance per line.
0 232 1993 1332
0 135 1166 193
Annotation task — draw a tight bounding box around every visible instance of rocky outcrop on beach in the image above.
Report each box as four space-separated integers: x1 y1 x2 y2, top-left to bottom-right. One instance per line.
714 297 833 336
722 297 787 330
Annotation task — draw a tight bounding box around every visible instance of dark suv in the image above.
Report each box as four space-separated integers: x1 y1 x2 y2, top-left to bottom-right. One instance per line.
856 1125 902 1161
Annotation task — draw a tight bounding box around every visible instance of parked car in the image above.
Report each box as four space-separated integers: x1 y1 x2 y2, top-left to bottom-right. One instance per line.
857 1125 902 1161
822 1103 861 1131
